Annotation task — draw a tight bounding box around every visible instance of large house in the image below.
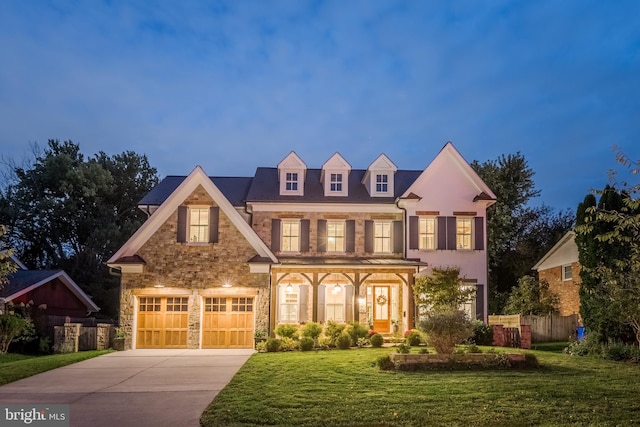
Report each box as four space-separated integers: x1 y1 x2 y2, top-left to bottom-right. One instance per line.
107 142 496 349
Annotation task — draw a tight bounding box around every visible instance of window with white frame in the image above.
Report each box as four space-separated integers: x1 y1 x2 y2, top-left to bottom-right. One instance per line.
325 284 344 322
419 217 436 250
327 220 345 252
285 172 298 191
375 174 388 193
189 207 209 243
456 217 472 250
330 173 343 192
562 264 573 281
281 220 300 252
374 222 392 253
279 284 299 323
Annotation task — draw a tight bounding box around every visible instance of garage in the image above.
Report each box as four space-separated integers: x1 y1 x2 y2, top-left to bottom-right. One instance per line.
136 296 189 349
202 297 254 348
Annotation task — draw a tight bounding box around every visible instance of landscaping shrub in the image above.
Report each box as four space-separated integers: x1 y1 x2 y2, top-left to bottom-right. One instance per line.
396 343 411 354
265 338 281 352
301 322 323 340
324 320 346 346
601 342 640 362
336 333 352 350
405 331 422 346
316 336 332 349
370 333 384 348
418 347 429 354
279 337 300 351
375 355 395 371
0 313 28 354
255 341 267 352
299 337 314 352
275 324 299 339
356 337 370 347
418 310 473 354
347 321 369 346
468 320 494 346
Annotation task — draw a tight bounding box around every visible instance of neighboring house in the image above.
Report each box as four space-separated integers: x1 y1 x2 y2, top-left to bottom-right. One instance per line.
0 255 100 317
108 142 496 349
533 231 581 317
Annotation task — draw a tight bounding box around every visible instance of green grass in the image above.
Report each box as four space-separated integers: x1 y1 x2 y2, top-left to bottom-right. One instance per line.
0 350 112 386
531 341 570 353
201 347 640 427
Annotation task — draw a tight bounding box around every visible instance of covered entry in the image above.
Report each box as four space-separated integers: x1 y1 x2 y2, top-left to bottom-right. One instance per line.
202 297 255 348
137 296 189 349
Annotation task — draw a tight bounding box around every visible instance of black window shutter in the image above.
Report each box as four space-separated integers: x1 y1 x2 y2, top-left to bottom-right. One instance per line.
474 217 484 250
345 220 355 253
209 207 219 243
364 220 374 253
271 219 281 252
300 219 310 252
437 216 447 250
177 206 187 243
409 216 419 250
447 216 457 250
317 220 327 252
393 220 403 253
475 284 485 320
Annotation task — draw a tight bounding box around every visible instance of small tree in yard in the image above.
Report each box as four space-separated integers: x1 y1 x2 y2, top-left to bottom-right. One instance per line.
503 276 559 315
414 267 475 354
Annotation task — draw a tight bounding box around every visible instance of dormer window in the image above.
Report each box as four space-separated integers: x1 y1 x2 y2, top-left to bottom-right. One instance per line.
362 154 396 197
286 173 298 191
322 153 351 197
330 173 343 192
376 174 388 193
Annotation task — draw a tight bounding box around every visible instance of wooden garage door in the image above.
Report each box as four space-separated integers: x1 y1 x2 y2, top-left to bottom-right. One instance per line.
137 297 189 349
202 297 254 348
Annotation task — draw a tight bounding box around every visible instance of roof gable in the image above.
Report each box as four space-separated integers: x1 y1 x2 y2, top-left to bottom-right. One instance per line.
277 151 307 170
108 165 277 264
366 153 397 172
322 152 352 171
533 231 578 270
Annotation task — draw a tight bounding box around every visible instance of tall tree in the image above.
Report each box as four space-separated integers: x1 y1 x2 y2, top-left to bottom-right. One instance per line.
0 140 159 317
0 225 18 290
472 154 574 313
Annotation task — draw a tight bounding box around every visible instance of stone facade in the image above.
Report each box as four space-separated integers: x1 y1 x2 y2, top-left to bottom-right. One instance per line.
538 262 581 317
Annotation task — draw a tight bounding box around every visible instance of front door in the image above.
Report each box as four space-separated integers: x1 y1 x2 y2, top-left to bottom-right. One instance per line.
373 286 390 333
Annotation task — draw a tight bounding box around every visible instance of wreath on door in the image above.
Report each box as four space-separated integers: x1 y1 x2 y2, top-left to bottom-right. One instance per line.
376 294 388 306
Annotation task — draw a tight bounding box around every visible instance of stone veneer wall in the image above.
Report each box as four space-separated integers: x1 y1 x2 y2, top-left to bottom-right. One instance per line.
119 185 270 349
252 211 404 257
538 262 581 317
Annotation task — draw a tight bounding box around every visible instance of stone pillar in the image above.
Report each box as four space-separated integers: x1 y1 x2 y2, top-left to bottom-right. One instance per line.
491 324 505 347
407 273 416 330
54 323 81 353
269 271 278 335
96 324 111 350
520 324 532 349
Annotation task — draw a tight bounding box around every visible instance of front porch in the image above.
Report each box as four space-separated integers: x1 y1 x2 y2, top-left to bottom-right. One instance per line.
269 257 427 334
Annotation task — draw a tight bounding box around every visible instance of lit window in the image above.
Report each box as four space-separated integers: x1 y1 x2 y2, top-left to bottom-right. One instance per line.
281 220 300 252
374 222 391 253
419 218 436 250
285 172 298 191
189 208 209 243
562 264 573 281
325 284 344 322
376 174 388 192
280 284 298 323
330 173 342 192
327 221 345 252
456 218 472 250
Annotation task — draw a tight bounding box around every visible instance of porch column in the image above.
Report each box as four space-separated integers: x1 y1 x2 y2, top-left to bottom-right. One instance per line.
269 271 278 335
353 272 361 323
311 272 319 322
408 272 416 329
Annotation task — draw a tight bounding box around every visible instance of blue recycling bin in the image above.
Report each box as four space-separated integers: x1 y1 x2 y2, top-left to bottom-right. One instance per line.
577 326 585 341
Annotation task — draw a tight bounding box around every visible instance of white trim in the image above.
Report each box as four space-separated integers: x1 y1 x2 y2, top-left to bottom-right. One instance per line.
108 165 277 264
109 264 145 274
248 202 402 213
9 255 28 270
533 231 576 270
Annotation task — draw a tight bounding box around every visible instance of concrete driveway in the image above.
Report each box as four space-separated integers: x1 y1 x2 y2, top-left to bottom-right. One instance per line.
0 349 253 427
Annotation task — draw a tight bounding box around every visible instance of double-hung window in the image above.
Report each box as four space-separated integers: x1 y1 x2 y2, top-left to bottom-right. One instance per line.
419 217 436 250
279 285 298 323
374 222 392 253
376 174 388 193
456 218 472 250
281 220 300 252
327 220 345 252
285 173 298 191
189 208 209 243
325 285 344 322
330 173 343 192
562 264 573 281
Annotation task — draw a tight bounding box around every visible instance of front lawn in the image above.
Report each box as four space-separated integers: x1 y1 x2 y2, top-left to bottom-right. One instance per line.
0 350 112 386
201 347 640 426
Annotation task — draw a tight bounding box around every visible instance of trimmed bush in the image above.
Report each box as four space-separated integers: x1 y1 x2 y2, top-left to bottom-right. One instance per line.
406 331 422 346
347 321 369 346
418 310 473 354
396 343 411 354
279 337 299 351
375 355 395 370
468 320 494 346
370 333 384 348
336 333 352 350
275 324 299 339
265 338 281 352
325 320 346 346
301 322 323 340
299 337 314 351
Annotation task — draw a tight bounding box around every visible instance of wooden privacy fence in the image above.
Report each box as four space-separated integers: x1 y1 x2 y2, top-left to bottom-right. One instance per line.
489 314 578 342
53 323 114 353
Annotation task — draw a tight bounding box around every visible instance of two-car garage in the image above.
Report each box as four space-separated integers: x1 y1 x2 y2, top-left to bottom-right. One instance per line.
135 295 255 349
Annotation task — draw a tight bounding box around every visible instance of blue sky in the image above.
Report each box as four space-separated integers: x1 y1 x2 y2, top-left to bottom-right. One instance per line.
1 1 638 211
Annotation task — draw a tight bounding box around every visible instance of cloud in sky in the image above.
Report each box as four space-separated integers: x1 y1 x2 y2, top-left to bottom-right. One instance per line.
0 0 638 211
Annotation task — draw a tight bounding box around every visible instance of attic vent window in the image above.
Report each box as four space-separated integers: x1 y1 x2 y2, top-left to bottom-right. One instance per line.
285 173 298 191
330 173 343 192
376 174 388 192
